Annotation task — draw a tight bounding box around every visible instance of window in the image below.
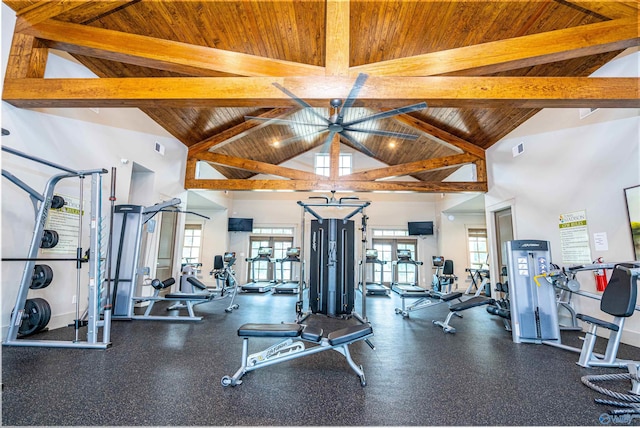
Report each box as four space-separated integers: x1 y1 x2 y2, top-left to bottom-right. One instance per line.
373 229 408 237
315 153 352 176
468 228 488 269
371 238 417 285
248 237 294 281
252 227 294 235
182 225 202 264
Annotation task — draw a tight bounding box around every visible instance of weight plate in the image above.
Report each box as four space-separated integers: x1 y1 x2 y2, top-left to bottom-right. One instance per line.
31 264 53 289
17 298 51 336
40 230 59 249
50 195 65 209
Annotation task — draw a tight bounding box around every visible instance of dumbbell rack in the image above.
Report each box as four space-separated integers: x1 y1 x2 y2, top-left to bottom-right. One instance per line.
2 146 111 349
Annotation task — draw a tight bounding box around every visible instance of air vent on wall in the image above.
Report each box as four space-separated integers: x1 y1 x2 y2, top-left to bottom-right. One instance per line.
154 141 165 155
512 142 524 157
579 108 599 119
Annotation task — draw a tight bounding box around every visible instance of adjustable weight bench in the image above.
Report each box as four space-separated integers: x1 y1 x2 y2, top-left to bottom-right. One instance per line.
221 322 374 387
132 277 215 322
432 295 496 333
394 291 464 318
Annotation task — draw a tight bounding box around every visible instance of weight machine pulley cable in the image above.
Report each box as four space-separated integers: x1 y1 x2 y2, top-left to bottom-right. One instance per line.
103 167 116 335
74 175 85 342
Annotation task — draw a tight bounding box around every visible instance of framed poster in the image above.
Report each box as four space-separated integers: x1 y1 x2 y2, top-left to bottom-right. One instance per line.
624 185 640 261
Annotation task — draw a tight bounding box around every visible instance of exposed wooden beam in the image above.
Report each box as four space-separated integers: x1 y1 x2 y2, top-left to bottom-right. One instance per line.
197 152 319 181
325 0 350 76
342 154 479 181
185 157 197 181
18 19 325 77
475 159 487 183
185 178 488 193
329 132 340 180
5 33 47 79
187 108 294 156
562 1 638 19
4 76 638 108
351 18 639 77
14 1 136 31
391 113 486 159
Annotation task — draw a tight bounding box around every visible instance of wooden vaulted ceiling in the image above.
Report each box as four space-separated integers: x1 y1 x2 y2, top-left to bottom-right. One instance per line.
2 0 639 193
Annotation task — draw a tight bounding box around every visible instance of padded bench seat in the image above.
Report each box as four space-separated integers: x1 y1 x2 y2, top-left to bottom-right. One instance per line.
576 314 619 332
429 291 463 302
328 324 373 346
238 323 303 337
449 296 495 312
164 293 212 300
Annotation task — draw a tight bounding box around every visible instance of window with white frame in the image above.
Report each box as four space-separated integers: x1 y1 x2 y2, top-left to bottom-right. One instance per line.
467 228 488 269
252 227 294 235
182 224 202 264
314 153 352 176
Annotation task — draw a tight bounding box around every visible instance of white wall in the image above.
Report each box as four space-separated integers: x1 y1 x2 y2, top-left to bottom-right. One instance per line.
226 192 440 285
485 48 640 346
1 5 188 334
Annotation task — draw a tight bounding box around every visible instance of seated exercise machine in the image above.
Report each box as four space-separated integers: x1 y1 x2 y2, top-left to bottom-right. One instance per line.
433 259 457 294
108 198 216 321
273 247 302 294
390 249 427 297
180 253 239 313
221 322 374 387
242 247 276 293
358 249 390 296
505 240 640 369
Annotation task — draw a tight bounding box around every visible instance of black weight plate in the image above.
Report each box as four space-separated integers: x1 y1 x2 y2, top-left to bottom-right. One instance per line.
31 264 53 289
18 298 51 336
50 195 65 209
40 230 59 249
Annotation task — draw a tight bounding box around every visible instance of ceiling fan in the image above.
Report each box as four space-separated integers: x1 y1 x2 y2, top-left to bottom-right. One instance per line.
244 73 427 157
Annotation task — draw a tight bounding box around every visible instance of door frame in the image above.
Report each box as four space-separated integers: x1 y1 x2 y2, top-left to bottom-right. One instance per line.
486 198 517 286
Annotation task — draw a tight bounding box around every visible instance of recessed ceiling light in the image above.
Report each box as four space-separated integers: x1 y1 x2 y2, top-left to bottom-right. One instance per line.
273 141 280 147
388 141 396 148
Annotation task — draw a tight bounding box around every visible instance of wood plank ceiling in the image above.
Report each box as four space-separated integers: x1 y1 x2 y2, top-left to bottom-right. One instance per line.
3 0 638 193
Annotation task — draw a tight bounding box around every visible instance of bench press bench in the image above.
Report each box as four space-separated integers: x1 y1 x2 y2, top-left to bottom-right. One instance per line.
432 295 496 333
221 322 374 387
132 277 216 322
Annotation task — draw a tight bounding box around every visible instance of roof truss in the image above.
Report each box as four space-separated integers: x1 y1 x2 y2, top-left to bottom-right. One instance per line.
2 0 638 193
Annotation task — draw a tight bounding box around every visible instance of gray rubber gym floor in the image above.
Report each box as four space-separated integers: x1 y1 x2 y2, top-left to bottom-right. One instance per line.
2 290 639 426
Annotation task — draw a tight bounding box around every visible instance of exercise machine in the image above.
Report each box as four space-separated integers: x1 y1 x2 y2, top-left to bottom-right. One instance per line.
358 249 390 296
210 251 238 290
464 267 491 295
433 259 457 293
2 146 111 349
273 247 302 294
242 247 276 293
221 322 374 387
180 254 239 313
297 192 371 322
390 249 427 296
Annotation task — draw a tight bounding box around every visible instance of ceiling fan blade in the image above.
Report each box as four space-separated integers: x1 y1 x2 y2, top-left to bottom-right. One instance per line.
277 129 328 146
337 73 369 124
343 127 420 140
319 130 338 153
342 102 428 128
272 82 331 124
244 116 326 128
340 131 375 158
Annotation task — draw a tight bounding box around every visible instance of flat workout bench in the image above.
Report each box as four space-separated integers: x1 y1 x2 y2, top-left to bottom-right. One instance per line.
221 322 374 387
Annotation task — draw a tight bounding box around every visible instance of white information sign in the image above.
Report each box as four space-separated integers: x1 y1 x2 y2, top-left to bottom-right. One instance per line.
559 210 592 264
42 194 83 254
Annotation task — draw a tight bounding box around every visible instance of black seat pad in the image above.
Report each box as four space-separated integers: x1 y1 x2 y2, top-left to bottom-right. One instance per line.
238 323 303 337
576 314 619 332
186 276 207 290
164 293 211 300
449 296 495 312
301 326 323 342
328 324 373 346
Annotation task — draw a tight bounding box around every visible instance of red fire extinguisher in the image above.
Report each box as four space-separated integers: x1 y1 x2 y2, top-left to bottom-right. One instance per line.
593 257 607 292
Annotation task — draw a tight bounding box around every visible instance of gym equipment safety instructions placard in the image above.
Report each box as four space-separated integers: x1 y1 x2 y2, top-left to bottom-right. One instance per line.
558 210 592 264
42 194 82 254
